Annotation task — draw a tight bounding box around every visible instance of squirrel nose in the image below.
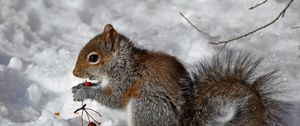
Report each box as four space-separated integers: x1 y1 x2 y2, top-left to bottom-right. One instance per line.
73 69 81 77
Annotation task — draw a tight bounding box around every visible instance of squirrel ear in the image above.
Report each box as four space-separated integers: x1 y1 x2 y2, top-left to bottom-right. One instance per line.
103 24 114 33
102 24 120 53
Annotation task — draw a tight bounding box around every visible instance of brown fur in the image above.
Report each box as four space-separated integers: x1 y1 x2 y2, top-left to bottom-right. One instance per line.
121 80 142 106
107 49 189 108
141 52 186 106
103 86 113 96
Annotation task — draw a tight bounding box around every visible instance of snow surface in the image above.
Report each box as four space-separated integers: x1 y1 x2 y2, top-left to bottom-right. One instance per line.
0 0 299 125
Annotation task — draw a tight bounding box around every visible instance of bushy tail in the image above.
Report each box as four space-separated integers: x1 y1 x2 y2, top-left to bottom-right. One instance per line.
182 51 291 126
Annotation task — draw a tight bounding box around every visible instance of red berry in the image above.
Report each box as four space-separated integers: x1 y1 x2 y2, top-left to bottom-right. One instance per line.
88 122 97 126
84 82 93 87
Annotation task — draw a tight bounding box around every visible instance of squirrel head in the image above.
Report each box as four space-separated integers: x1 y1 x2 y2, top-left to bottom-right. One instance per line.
73 24 127 80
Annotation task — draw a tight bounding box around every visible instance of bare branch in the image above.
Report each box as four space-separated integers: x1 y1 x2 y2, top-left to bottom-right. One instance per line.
179 12 212 37
179 12 221 42
249 0 268 10
210 0 294 46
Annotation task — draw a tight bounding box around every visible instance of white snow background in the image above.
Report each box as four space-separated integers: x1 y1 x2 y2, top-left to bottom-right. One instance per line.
0 0 299 126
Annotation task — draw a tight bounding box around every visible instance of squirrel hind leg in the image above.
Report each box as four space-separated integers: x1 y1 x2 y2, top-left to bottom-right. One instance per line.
186 50 291 126
184 82 264 126
132 97 178 126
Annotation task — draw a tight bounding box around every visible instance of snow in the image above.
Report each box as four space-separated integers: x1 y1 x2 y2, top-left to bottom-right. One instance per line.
0 0 299 126
27 84 42 107
7 57 23 71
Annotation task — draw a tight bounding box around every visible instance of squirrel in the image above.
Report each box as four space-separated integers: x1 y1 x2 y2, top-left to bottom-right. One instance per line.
72 24 290 126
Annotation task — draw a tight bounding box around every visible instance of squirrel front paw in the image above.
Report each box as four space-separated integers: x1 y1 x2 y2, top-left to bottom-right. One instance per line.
72 83 96 101
72 84 86 101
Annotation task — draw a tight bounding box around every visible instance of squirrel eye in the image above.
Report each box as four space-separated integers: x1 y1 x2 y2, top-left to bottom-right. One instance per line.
87 52 100 64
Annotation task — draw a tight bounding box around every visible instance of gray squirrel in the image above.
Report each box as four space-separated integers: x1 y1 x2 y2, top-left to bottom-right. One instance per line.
72 24 290 126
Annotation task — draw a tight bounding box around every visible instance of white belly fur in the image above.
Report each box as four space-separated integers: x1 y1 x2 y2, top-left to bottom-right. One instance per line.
127 100 133 126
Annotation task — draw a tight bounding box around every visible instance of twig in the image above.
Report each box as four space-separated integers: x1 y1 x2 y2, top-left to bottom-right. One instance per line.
180 12 221 42
81 101 84 126
73 102 85 126
86 110 91 122
179 12 212 37
210 0 294 46
86 108 102 117
74 104 87 113
74 102 102 125
84 109 101 125
249 0 268 10
81 111 83 126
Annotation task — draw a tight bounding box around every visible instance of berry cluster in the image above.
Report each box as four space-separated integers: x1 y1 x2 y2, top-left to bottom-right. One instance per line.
74 81 101 126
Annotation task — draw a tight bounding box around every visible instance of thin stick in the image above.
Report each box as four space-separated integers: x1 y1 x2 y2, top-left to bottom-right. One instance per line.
249 0 268 10
81 111 84 126
86 108 102 117
179 12 213 37
81 101 84 126
74 102 103 125
210 0 294 46
74 104 87 113
84 109 101 124
85 110 91 122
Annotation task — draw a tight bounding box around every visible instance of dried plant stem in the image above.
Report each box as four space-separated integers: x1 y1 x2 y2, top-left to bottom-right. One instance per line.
84 109 101 124
74 103 102 125
86 108 102 117
81 101 84 126
81 110 83 126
